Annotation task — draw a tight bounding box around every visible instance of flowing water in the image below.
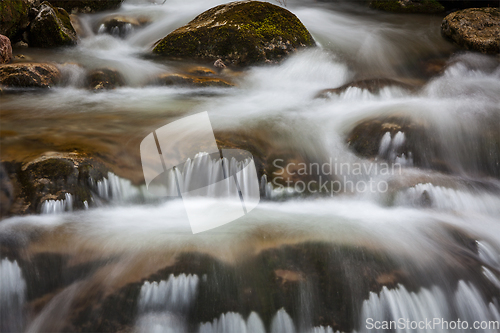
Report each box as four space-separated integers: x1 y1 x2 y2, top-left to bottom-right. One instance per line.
1 0 500 332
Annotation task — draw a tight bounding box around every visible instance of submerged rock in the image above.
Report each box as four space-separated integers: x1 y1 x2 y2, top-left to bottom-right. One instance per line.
4 152 108 215
369 0 445 14
45 0 123 13
0 35 12 64
29 1 77 48
152 1 315 66
0 63 60 88
86 68 124 90
155 73 235 88
0 0 31 40
441 7 500 54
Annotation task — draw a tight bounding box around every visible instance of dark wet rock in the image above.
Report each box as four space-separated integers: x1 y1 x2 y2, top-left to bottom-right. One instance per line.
3 152 108 215
0 0 31 40
29 1 77 48
316 78 416 98
45 0 123 13
0 63 60 88
152 1 315 66
155 73 235 88
369 0 445 14
0 163 14 218
86 68 124 90
441 7 500 54
0 35 12 64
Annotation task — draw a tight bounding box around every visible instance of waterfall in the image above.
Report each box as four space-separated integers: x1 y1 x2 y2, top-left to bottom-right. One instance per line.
136 274 199 333
0 259 27 332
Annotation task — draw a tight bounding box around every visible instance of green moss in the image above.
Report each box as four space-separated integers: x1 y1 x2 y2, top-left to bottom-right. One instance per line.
0 0 30 39
370 0 444 14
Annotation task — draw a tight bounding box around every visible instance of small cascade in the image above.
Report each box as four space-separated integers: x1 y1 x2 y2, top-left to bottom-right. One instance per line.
136 274 199 333
271 308 296 333
310 326 338 333
98 23 135 38
40 193 73 214
95 172 147 203
359 282 500 332
378 131 412 166
394 183 500 215
0 259 27 333
260 175 298 200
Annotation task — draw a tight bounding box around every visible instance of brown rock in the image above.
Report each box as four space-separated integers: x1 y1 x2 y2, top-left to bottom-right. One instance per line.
0 63 61 88
86 68 124 90
29 1 78 48
156 73 234 88
441 7 500 54
0 35 12 64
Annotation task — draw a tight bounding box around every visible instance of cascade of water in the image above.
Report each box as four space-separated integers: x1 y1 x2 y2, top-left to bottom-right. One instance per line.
0 259 27 333
359 282 500 333
136 274 199 333
271 308 296 333
394 183 500 216
40 193 74 214
377 131 412 166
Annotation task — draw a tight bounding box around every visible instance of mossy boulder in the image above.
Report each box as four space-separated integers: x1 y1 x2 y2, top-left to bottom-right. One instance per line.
152 1 315 66
86 68 124 90
45 0 123 13
0 63 60 88
441 7 500 54
0 0 31 40
29 1 77 48
0 35 13 64
369 0 445 14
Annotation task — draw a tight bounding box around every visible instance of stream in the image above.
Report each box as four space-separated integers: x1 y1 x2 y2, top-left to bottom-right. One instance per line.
1 0 500 332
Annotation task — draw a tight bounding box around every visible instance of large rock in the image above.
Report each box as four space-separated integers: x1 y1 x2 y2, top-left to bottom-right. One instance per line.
29 1 77 48
441 7 500 54
0 163 14 218
0 0 31 40
369 0 445 14
86 68 124 90
0 35 12 64
0 63 60 88
153 1 315 66
45 0 123 13
4 152 108 215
